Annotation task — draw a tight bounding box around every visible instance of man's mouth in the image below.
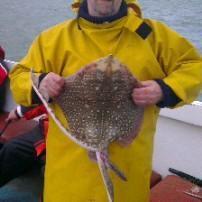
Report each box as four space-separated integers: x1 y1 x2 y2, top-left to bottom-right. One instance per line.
98 0 113 2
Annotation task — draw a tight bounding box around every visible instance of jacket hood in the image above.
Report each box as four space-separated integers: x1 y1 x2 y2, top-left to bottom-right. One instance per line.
71 0 142 18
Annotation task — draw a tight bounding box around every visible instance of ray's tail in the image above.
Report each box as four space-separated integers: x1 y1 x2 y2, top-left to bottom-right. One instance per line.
107 161 127 181
96 151 114 202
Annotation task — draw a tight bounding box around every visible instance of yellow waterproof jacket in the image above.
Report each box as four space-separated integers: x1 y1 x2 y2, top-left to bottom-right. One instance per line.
10 5 202 202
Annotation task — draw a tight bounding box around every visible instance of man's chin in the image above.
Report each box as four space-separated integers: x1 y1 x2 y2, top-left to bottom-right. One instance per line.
95 3 115 16
97 9 114 17
98 0 113 2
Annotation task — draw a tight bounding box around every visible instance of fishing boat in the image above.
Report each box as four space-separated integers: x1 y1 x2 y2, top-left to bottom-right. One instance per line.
0 58 202 201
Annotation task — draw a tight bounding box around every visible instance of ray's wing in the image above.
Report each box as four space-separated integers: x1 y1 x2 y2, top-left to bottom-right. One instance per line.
117 105 144 145
31 70 97 151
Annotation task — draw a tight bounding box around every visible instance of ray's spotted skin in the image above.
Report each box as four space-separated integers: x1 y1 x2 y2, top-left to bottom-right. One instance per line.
31 55 144 202
56 55 143 149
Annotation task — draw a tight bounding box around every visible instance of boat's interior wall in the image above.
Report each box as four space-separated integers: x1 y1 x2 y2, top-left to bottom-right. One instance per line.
160 104 202 127
153 115 202 179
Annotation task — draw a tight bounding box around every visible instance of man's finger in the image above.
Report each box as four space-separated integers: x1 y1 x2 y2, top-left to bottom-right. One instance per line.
133 87 150 95
133 94 148 101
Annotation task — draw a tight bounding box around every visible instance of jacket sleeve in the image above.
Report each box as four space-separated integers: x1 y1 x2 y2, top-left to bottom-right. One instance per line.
147 20 202 107
9 34 47 106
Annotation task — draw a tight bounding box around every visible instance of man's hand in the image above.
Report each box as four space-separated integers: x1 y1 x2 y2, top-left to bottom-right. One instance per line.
132 80 163 107
39 72 65 99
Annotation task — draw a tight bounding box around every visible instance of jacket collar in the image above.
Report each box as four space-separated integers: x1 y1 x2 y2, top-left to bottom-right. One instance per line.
78 7 146 36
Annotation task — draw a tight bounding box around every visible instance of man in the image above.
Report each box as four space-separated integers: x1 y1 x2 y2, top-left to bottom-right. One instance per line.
9 0 202 201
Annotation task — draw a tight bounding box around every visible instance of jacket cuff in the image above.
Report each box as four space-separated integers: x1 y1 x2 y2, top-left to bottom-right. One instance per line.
31 73 48 104
155 79 181 108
